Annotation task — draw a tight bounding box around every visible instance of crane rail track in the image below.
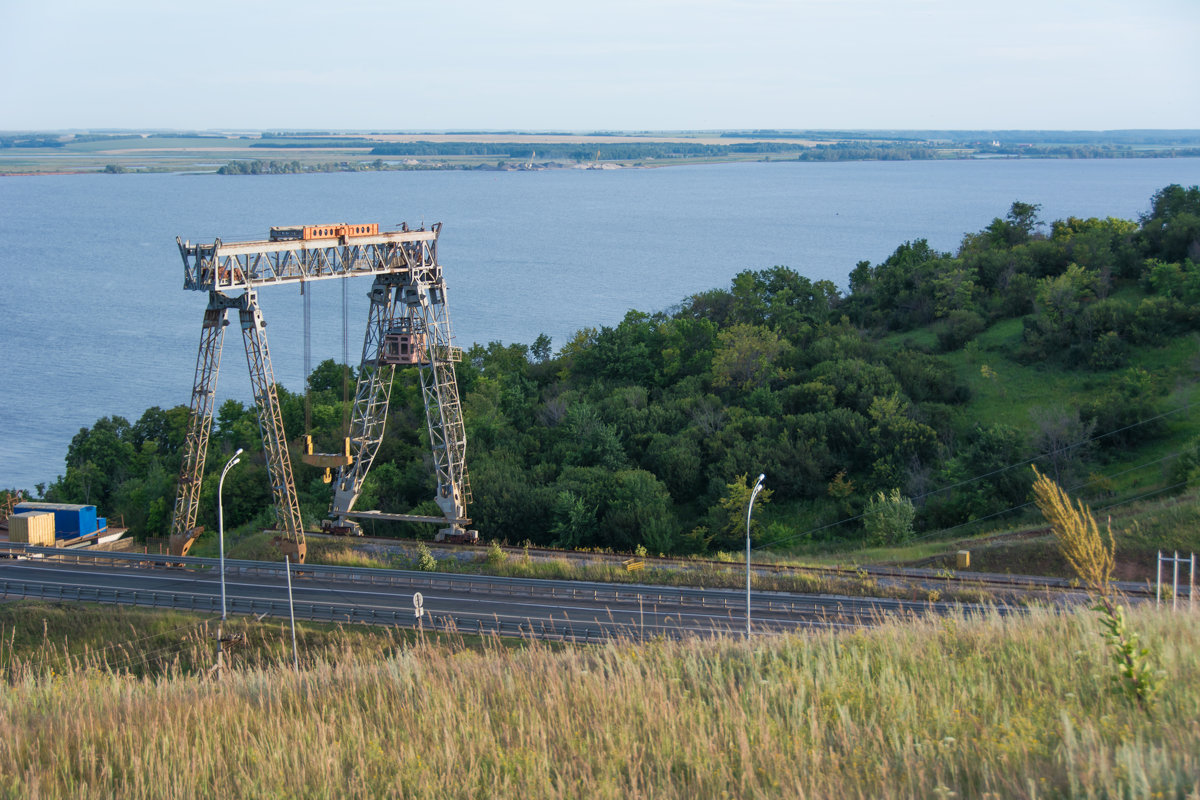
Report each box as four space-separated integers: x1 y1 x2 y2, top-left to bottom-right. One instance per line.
305 532 1161 598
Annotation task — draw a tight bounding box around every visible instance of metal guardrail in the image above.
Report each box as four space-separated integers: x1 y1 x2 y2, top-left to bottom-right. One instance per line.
0 576 722 644
0 540 942 615
0 540 1012 635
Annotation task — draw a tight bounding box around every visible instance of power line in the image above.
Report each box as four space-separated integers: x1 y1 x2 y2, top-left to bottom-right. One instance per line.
908 402 1189 504
902 453 1184 546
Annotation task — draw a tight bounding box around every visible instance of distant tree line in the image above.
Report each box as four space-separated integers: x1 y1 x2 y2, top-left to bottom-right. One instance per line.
367 141 812 160
216 160 393 175
0 135 64 148
722 130 1200 147
250 139 375 149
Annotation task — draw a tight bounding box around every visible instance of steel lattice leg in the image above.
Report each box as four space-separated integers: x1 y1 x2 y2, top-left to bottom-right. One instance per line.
169 300 228 557
239 292 306 561
416 283 470 535
326 233 470 538
331 278 399 524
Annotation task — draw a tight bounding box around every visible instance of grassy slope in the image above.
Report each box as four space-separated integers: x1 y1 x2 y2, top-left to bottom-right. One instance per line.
0 601 1196 798
868 298 1200 579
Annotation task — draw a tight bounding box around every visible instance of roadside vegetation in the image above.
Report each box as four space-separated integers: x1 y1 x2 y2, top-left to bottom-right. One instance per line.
0 600 1196 798
14 185 1200 579
204 530 985 605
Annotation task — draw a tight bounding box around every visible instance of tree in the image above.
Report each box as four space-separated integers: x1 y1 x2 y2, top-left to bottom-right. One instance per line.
49 417 135 508
643 433 703 499
983 201 1042 247
1006 201 1042 241
549 489 597 549
602 470 680 553
866 394 938 490
1030 406 1095 486
710 323 786 390
307 359 352 393
531 333 553 363
1021 264 1102 359
708 473 773 550
1140 184 1200 263
558 403 626 470
810 358 902 414
1081 368 1165 448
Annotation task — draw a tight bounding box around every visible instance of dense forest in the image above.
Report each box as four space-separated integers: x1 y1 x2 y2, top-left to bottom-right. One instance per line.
25 185 1200 555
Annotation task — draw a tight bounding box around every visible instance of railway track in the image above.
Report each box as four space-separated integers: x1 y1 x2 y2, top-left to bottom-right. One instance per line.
305 531 1158 598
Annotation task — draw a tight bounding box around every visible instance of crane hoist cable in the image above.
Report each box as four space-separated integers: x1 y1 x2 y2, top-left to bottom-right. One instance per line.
298 280 353 483
303 282 312 434
342 277 351 434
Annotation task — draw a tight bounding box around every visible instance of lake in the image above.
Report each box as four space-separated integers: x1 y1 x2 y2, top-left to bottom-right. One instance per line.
3 158 1200 490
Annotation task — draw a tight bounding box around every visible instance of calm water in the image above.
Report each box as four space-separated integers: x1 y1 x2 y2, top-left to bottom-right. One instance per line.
3 158 1200 490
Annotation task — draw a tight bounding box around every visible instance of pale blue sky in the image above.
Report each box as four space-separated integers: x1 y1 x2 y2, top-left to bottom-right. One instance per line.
2 0 1196 130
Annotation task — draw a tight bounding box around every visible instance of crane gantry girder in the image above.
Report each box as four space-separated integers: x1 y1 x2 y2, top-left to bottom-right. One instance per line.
169 223 472 563
178 228 440 292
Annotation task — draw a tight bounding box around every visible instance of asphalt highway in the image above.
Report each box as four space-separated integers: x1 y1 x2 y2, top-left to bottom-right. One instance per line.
0 557 981 642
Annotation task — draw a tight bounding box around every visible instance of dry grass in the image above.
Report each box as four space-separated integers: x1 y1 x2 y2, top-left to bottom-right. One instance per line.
1032 466 1116 594
0 603 1197 798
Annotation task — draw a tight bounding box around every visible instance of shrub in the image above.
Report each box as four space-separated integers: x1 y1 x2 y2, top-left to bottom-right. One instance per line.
935 310 986 352
486 540 508 566
415 542 437 572
862 488 915 546
1085 330 1128 370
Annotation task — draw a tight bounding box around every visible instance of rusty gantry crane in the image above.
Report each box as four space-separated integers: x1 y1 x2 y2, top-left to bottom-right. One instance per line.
168 222 472 563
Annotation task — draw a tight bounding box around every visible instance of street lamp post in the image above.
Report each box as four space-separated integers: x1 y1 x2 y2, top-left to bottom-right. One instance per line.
746 473 766 637
216 447 243 674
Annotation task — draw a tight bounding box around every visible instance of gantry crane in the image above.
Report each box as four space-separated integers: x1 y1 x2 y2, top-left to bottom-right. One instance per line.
168 222 473 563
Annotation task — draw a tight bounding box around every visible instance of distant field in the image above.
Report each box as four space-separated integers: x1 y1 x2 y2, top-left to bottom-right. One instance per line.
0 130 828 175
365 132 828 145
5 128 1198 175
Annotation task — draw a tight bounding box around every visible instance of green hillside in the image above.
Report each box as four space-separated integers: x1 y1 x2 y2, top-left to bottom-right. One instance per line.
23 184 1200 570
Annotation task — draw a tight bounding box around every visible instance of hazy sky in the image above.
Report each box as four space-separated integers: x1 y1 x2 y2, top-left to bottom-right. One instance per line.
3 0 1197 131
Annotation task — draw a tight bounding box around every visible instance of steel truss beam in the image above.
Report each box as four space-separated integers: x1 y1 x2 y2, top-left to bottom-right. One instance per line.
332 279 398 518
178 228 440 292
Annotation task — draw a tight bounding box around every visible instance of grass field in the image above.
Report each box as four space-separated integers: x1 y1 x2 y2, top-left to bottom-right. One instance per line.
0 600 1196 798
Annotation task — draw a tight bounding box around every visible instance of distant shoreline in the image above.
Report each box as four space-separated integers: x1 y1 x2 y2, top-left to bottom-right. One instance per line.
3 129 1199 176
